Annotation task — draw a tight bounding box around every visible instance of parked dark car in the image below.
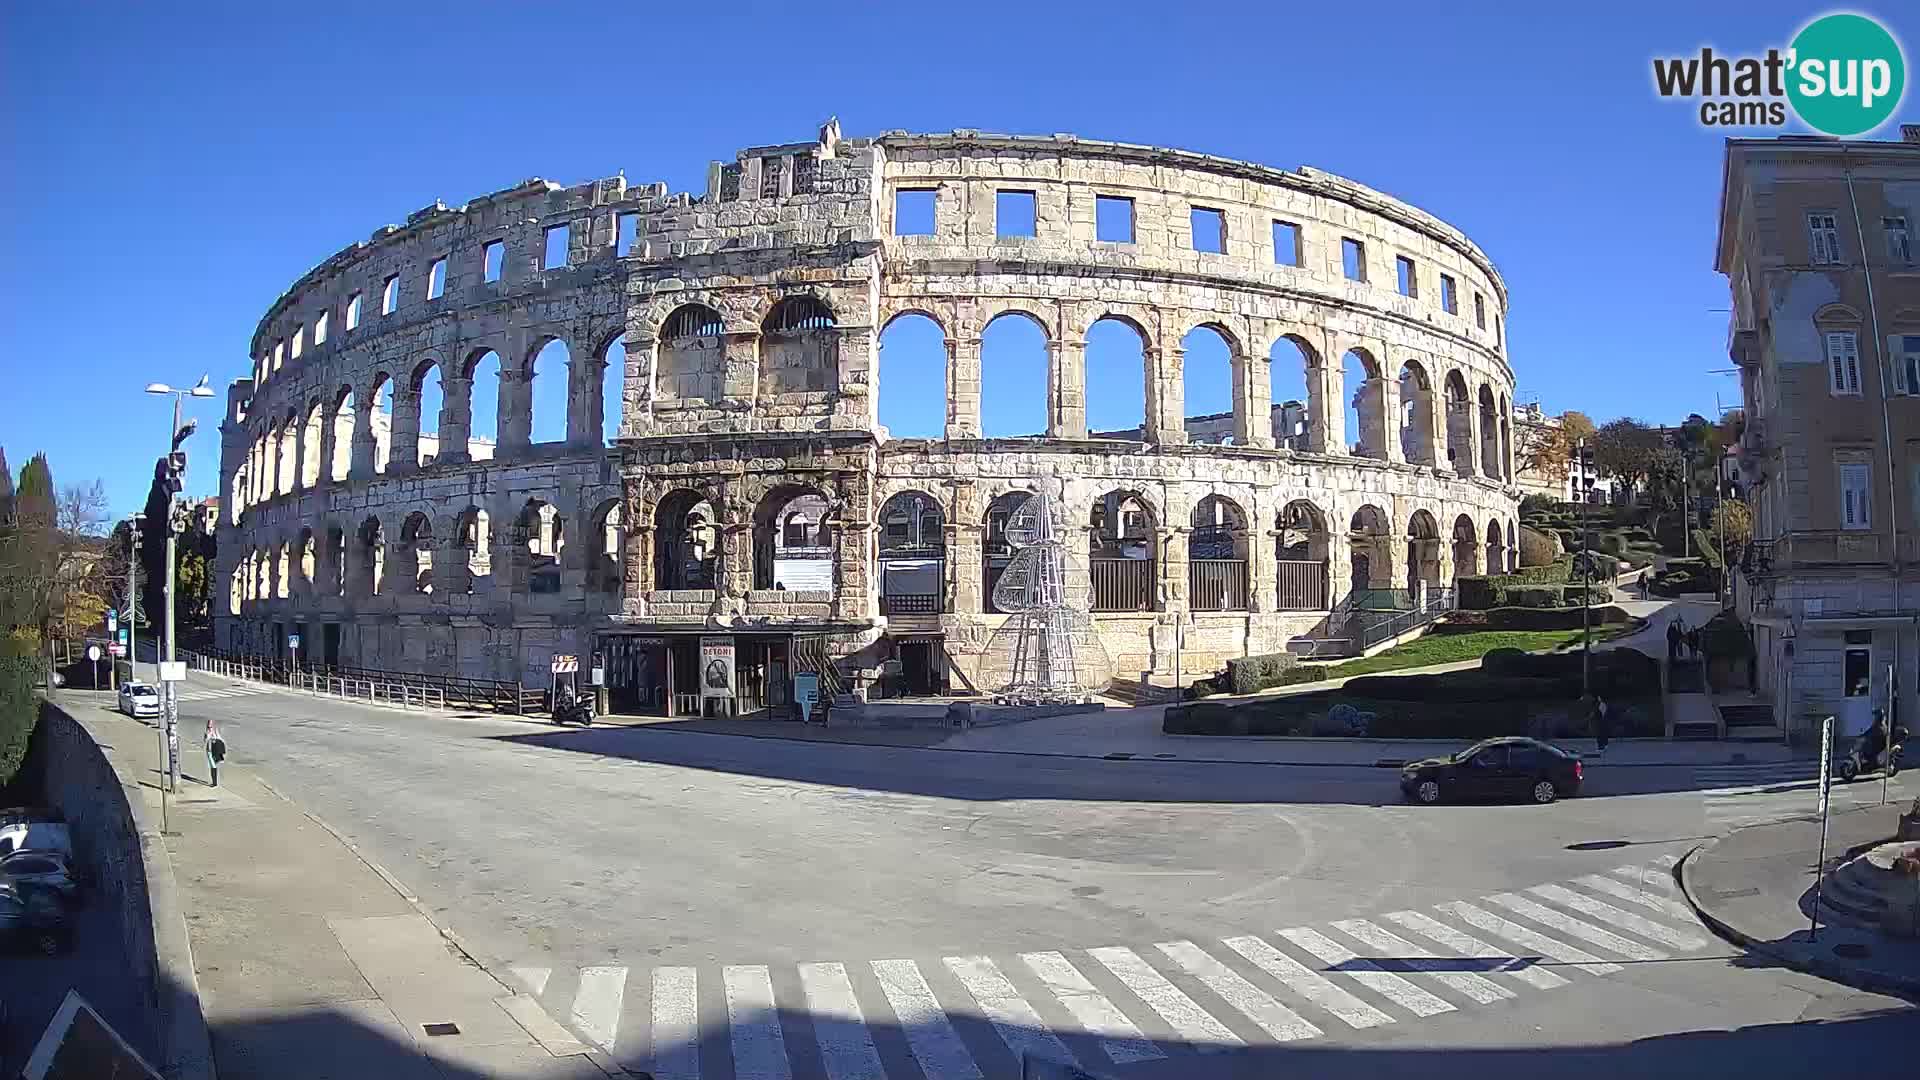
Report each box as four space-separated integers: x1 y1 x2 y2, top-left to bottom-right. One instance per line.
0 849 83 907
0 880 72 955
1401 737 1583 805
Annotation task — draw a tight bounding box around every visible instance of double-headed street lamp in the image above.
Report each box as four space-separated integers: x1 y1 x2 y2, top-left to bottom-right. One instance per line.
146 375 215 808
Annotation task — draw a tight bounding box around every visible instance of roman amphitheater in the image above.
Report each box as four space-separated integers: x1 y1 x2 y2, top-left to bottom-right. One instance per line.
214 121 1521 715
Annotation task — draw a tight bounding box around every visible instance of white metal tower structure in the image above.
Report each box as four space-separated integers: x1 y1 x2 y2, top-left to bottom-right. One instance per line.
980 485 1109 702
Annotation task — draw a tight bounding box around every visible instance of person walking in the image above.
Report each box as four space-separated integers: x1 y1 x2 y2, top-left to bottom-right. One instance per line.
1593 694 1612 755
1666 619 1683 664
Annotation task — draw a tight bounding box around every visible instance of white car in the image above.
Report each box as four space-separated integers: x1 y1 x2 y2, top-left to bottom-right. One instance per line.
117 682 161 719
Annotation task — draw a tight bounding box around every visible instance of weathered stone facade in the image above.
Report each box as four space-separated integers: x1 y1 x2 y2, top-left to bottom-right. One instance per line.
215 122 1520 696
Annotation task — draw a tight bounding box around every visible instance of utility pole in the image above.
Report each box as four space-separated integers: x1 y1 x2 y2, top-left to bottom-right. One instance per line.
1579 439 1593 699
164 394 183 795
127 516 141 683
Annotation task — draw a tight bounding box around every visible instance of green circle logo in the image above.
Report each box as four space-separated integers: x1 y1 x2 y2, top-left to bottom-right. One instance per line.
1787 13 1906 136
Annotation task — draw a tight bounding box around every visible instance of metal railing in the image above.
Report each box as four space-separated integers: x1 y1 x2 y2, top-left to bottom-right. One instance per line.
880 592 944 615
1090 558 1153 612
1742 531 1906 573
181 647 544 714
1274 559 1328 610
1188 559 1248 611
1352 587 1456 651
673 692 701 716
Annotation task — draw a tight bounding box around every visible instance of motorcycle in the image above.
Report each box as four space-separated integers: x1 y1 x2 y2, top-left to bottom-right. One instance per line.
1835 712 1905 782
550 667 595 727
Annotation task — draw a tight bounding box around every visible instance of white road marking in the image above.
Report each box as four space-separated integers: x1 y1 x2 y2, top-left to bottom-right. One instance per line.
723 965 791 1080
1528 884 1710 951
1330 919 1514 1004
1608 864 1680 895
1156 940 1322 1042
1436 901 1622 976
570 965 626 1053
946 956 1078 1069
871 959 983 1080
1651 853 1680 868
1020 951 1165 1064
1088 946 1240 1050
1277 927 1454 1017
509 964 551 996
797 963 885 1080
651 967 702 1080
1486 893 1668 962
1575 874 1700 922
1219 935 1393 1029
1381 910 1569 990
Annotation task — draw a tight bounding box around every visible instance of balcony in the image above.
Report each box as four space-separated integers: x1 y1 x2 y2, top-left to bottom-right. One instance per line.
1740 531 1902 576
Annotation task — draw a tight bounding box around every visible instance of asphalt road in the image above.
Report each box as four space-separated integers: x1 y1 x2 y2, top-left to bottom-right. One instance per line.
144 675 1914 1078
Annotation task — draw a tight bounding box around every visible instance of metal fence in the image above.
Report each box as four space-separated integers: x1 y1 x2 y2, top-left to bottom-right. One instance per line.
1274 559 1328 610
182 648 545 715
1188 560 1248 611
1090 558 1153 612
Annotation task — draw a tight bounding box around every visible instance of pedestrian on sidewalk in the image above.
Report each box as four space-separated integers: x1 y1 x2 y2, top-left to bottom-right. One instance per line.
1592 694 1612 754
1666 619 1683 664
1686 627 1702 662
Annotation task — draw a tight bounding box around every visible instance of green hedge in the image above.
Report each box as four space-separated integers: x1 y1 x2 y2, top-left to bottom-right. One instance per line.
1457 555 1574 609
1222 652 1300 695
1440 605 1632 630
1692 529 1725 569
1165 688 1664 740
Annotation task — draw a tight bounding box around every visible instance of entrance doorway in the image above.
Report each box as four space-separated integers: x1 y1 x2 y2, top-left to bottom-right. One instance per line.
893 638 944 696
1841 630 1874 736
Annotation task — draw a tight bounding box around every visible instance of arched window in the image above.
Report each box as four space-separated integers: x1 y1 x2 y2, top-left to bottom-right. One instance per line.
1444 370 1473 476
1348 505 1392 595
600 334 628 445
328 386 354 482
589 500 624 595
464 350 502 463
1086 317 1147 440
1344 348 1386 459
1269 335 1318 451
658 304 726 404
1089 490 1156 612
1479 385 1501 480
879 491 945 614
1398 361 1435 465
1189 494 1248 610
455 507 490 594
1486 518 1506 574
765 296 836 332
414 361 445 468
1275 500 1330 610
983 490 1034 614
754 487 833 591
760 297 839 397
401 512 435 594
516 500 561 594
1181 325 1236 444
357 517 384 595
529 339 570 445
1452 515 1481 579
654 490 718 590
1405 510 1441 593
980 312 1047 437
877 313 947 438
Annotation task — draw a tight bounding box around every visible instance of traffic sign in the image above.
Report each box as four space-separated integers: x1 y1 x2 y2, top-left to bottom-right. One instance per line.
289 633 301 649
109 644 125 657
158 661 186 682
107 612 118 634
87 645 101 662
551 654 578 674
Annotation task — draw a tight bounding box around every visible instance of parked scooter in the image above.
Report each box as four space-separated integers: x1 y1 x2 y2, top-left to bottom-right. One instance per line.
1836 710 1905 782
550 662 595 727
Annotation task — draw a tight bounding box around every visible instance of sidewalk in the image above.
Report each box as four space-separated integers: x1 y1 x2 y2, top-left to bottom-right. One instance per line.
1680 800 1920 997
72 699 613 1080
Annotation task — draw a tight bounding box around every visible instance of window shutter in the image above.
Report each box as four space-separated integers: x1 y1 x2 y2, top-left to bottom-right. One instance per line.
1827 332 1849 394
1846 343 1861 394
1840 463 1871 529
1893 336 1911 395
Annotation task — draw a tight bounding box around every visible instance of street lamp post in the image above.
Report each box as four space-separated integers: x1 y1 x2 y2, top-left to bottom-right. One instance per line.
146 375 215 805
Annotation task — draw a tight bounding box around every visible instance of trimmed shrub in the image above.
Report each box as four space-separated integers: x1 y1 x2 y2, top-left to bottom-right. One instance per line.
1507 585 1563 608
1440 604 1631 631
1222 652 1297 694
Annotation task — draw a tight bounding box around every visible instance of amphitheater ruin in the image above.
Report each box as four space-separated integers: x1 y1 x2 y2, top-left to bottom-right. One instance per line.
214 121 1521 715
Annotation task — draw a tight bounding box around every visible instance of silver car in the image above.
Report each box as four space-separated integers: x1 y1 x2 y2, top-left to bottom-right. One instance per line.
0 850 81 907
117 681 161 719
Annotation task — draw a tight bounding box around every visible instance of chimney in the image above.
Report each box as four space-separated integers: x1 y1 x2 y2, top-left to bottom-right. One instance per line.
1903 124 1920 143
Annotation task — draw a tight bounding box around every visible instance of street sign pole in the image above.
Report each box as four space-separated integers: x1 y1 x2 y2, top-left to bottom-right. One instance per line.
1810 713 1835 942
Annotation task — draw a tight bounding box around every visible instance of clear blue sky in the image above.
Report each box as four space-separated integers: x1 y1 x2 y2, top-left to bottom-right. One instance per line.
4 2 1911 517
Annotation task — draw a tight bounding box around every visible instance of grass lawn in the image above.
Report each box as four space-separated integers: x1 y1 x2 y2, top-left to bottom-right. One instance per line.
1295 626 1627 682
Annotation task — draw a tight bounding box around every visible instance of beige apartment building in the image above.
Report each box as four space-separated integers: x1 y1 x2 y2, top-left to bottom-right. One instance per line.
1719 128 1920 743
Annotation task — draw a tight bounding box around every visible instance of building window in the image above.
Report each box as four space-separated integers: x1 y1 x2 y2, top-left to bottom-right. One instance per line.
483 240 504 282
894 189 936 236
1272 220 1300 266
290 326 304 359
1474 292 1486 329
543 226 568 270
1341 237 1366 281
1825 330 1862 395
1440 274 1458 314
1096 195 1134 243
346 293 362 331
1897 334 1920 395
719 163 741 202
1886 216 1912 264
1839 460 1872 530
616 214 638 257
1808 211 1842 264
1395 255 1417 297
997 191 1037 238
1191 207 1225 254
760 157 783 200
272 339 284 371
427 257 447 300
382 275 400 315
314 310 329 346
791 154 816 195
1495 313 1503 350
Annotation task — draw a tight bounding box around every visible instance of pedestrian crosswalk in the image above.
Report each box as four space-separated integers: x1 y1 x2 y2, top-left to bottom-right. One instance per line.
1696 761 1912 832
510 856 1712 1077
173 683 274 703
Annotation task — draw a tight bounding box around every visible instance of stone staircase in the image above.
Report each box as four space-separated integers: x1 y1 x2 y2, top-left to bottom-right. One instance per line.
1814 841 1920 937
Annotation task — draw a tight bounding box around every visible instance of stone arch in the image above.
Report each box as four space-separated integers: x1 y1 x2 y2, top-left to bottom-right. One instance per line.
587 498 625 595
1268 331 1321 451
760 295 840 398
1498 391 1513 482
655 488 719 590
1347 504 1392 593
1089 488 1158 612
983 488 1036 614
327 385 354 482
1486 517 1506 574
1181 324 1238 444
655 303 727 406
1444 369 1473 476
526 336 570 446
400 511 434 594
300 400 324 488
1478 384 1500 479
1085 314 1149 440
513 498 562 594
877 312 948 439
365 373 393 476
878 490 946 615
1452 514 1481 579
276 411 298 496
598 331 628 446
325 522 346 596
408 357 446 468
1405 509 1442 591
295 526 316 595
1190 493 1250 611
753 484 834 592
1276 499 1331 610
1343 346 1387 459
980 309 1049 437
356 516 385 596
461 346 505 462
1397 359 1436 465
454 506 490 594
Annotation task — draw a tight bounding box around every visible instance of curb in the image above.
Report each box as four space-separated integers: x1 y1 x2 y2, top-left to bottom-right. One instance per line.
114 729 217 1080
249 777 603 1069
1677 828 1920 1000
